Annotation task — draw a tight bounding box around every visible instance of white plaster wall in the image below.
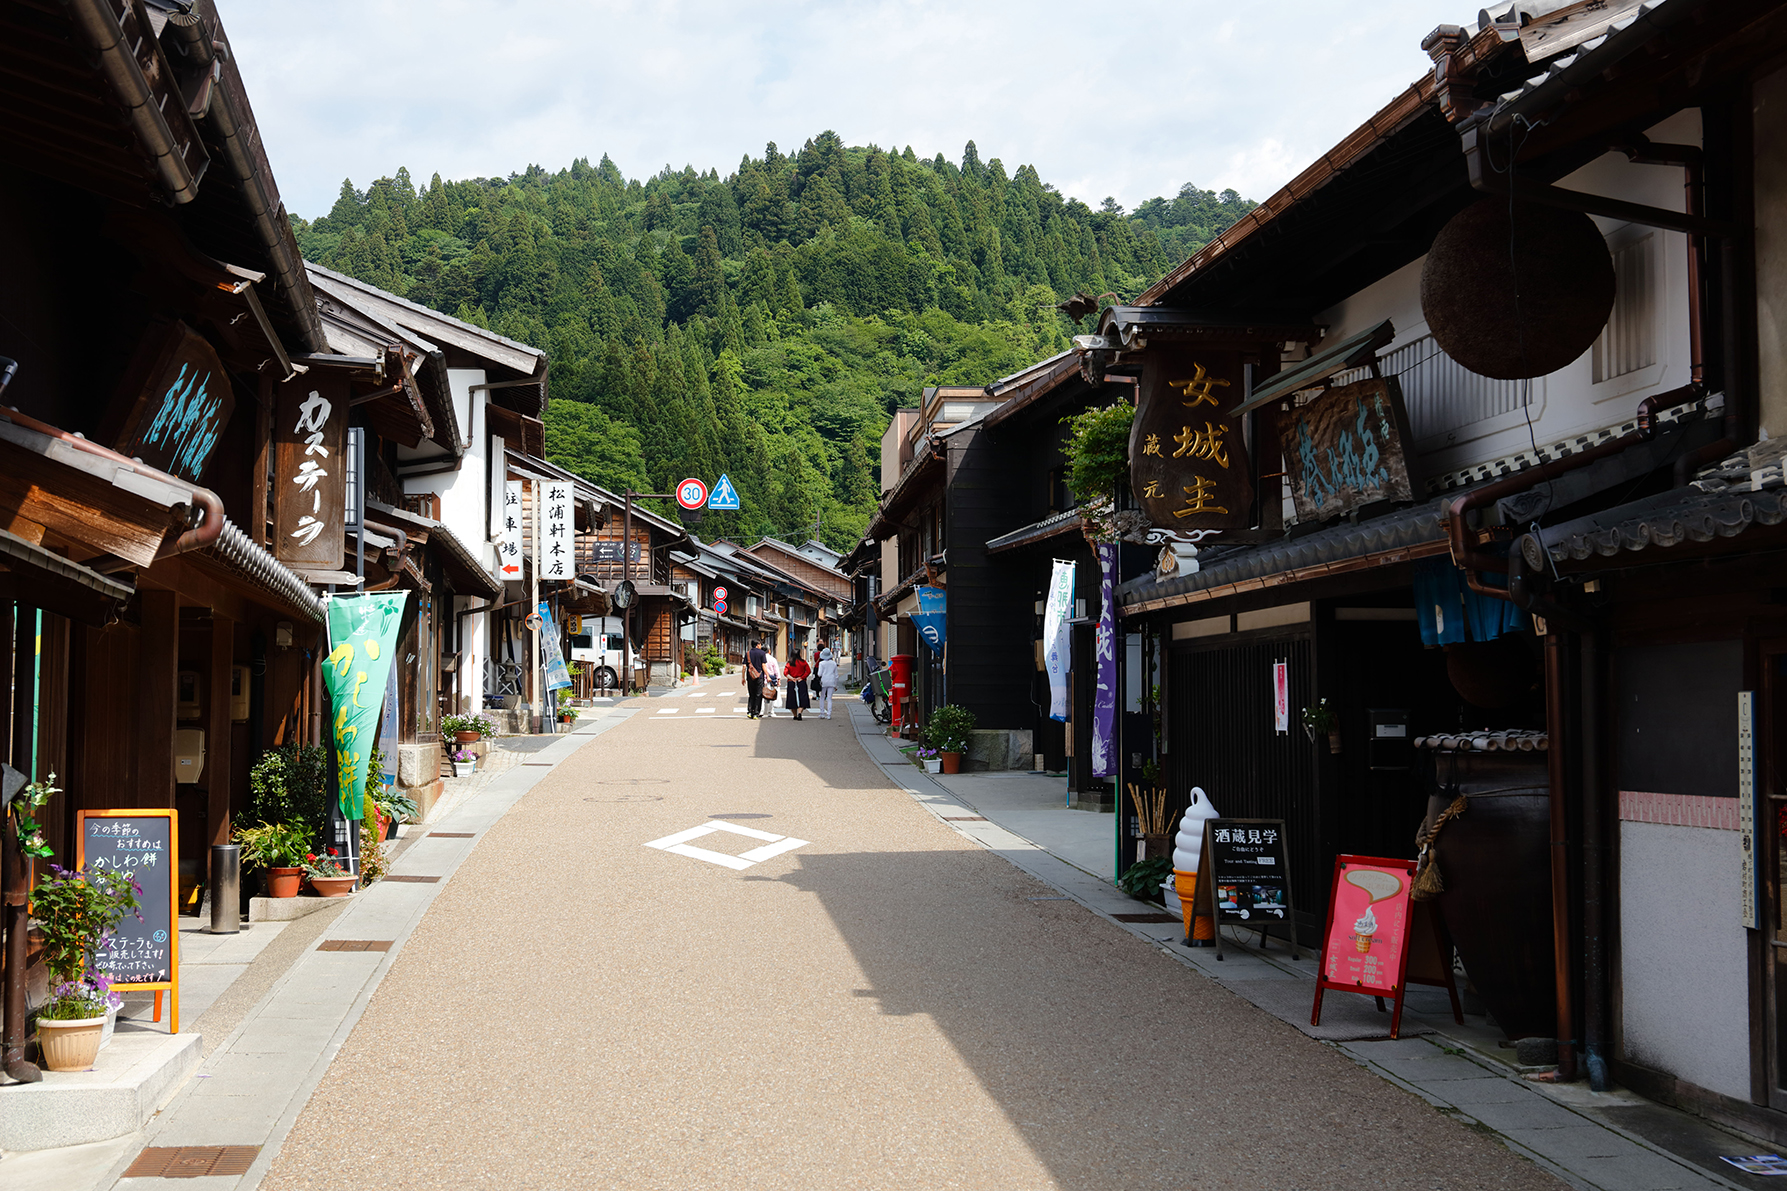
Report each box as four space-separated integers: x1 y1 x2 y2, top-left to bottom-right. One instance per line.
1312 110 1703 482
399 367 498 713
1619 820 1751 1101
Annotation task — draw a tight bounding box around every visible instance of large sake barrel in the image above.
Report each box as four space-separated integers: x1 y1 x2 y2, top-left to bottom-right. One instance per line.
1430 753 1555 1039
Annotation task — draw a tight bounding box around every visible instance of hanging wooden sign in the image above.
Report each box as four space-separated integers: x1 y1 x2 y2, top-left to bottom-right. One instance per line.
76 809 181 1033
1129 347 1252 531
273 372 348 568
1276 376 1416 523
102 320 234 484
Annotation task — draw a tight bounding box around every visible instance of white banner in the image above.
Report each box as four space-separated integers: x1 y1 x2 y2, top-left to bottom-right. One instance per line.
542 480 573 580
498 480 524 582
1043 559 1075 723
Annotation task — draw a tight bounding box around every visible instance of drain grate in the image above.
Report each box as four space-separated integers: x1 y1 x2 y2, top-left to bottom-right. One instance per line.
1112 913 1181 924
383 875 440 883
428 832 474 838
942 816 987 821
317 940 394 952
122 1146 260 1178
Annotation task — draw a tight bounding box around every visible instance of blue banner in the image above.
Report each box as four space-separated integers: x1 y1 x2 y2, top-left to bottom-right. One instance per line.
539 603 573 691
1043 560 1075 722
912 586 946 655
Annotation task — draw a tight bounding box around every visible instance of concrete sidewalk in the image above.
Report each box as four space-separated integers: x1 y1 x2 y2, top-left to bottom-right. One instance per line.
5 703 640 1191
846 703 1771 1191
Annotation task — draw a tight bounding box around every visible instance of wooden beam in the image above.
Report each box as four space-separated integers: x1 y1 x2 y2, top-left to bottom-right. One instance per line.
253 372 273 548
137 590 178 808
207 616 234 859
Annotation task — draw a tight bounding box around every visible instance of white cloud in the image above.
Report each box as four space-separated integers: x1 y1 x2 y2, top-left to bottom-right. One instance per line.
221 0 1468 217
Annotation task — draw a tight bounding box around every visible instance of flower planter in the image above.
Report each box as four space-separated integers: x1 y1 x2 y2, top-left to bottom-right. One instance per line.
922 759 942 774
454 730 481 745
309 876 358 898
939 751 962 775
100 1001 122 1051
37 1015 105 1071
266 867 302 899
452 762 474 778
1327 730 1342 754
1140 832 1172 862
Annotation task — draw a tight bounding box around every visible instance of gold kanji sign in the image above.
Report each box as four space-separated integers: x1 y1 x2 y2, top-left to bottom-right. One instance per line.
1129 349 1252 530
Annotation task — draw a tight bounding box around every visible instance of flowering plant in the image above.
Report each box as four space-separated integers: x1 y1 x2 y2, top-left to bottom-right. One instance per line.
300 848 351 880
38 971 123 1022
32 865 141 984
10 773 60 860
916 747 939 760
451 749 474 764
1300 699 1338 733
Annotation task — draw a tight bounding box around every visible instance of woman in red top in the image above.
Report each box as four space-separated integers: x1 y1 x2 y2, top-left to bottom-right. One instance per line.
783 650 812 720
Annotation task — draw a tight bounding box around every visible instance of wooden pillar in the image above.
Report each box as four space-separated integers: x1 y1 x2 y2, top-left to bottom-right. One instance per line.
207 616 234 857
138 590 178 808
0 601 35 1080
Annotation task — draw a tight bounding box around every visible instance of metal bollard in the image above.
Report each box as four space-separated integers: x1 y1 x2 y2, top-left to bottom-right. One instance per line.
209 844 241 934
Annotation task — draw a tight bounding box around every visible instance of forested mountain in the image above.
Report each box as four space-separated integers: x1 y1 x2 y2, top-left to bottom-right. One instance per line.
292 134 1255 548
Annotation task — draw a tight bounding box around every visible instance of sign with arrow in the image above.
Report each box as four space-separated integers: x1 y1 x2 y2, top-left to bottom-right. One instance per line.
707 473 740 511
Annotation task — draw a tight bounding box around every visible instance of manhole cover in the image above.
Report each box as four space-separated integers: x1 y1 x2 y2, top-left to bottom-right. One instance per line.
317 940 394 952
123 1146 260 1178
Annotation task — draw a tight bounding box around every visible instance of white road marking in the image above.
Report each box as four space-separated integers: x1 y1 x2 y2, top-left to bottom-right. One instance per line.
644 820 810 871
655 708 679 715
697 707 715 714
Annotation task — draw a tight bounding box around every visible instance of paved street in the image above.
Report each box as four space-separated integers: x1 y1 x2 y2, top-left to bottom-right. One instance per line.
261 700 1556 1191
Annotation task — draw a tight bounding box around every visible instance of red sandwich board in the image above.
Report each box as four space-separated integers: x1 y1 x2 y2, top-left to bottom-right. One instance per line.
1312 854 1417 1039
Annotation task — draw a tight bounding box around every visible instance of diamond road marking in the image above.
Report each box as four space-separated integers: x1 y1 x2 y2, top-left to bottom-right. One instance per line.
644 820 810 870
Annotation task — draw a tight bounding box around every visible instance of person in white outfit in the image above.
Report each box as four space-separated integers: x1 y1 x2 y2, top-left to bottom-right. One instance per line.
816 647 838 719
762 651 781 717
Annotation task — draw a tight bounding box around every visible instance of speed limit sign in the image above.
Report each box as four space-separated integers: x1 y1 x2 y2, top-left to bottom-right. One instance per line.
676 477 708 510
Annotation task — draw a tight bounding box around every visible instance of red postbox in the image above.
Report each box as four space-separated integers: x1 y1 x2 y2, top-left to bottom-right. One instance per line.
888 653 916 730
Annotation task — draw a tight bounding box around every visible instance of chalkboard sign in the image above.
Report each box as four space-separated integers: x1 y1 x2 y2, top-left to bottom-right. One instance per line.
76 810 181 1033
1197 818 1298 960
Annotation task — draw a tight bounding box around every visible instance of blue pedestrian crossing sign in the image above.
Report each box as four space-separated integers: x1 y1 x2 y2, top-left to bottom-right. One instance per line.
707 473 740 511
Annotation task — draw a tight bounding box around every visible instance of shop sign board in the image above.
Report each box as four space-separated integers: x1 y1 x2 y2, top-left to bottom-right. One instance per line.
1276 376 1416 523
274 373 348 568
1129 347 1252 531
1091 541 1116 778
1312 855 1416 1038
541 481 573 580
77 809 180 1031
1740 691 1757 929
104 320 234 484
1272 661 1289 733
498 480 524 581
1195 818 1297 960
591 541 643 564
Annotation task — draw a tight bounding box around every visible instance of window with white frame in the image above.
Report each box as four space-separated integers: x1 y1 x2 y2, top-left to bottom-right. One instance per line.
1593 231 1658 383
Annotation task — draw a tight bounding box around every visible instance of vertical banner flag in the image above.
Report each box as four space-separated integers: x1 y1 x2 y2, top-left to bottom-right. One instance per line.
1091 541 1117 777
324 591 410 819
1043 559 1076 723
912 586 947 654
540 603 573 691
1273 661 1290 734
498 480 524 581
542 481 572 580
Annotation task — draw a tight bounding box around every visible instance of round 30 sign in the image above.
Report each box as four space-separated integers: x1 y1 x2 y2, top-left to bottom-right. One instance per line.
676 478 708 510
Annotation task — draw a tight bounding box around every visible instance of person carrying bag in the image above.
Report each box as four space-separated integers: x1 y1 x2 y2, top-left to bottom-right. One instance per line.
762 650 781 718
742 638 767 719
784 650 811 721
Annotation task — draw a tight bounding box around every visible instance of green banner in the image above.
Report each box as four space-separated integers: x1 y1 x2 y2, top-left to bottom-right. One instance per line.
324 591 410 820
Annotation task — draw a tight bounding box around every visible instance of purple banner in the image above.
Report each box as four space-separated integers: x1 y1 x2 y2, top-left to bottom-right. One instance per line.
1091 541 1117 777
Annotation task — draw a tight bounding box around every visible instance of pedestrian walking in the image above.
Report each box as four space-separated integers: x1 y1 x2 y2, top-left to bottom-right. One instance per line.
784 650 811 720
816 647 838 719
742 638 767 719
762 649 781 717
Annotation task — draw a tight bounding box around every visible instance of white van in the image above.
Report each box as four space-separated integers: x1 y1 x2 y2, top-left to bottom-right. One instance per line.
567 615 627 690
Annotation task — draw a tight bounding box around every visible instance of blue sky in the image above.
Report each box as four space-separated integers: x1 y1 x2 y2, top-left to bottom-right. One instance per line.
225 0 1469 219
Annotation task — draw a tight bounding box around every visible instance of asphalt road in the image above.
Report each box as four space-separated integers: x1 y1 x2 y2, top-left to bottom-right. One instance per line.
264 697 1559 1191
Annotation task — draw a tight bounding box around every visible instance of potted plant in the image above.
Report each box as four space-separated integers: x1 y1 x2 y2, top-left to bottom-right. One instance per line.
1302 699 1341 753
372 786 418 842
916 746 941 774
31 865 139 1070
449 748 476 778
301 848 357 898
232 821 311 897
442 713 494 745
926 704 977 774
